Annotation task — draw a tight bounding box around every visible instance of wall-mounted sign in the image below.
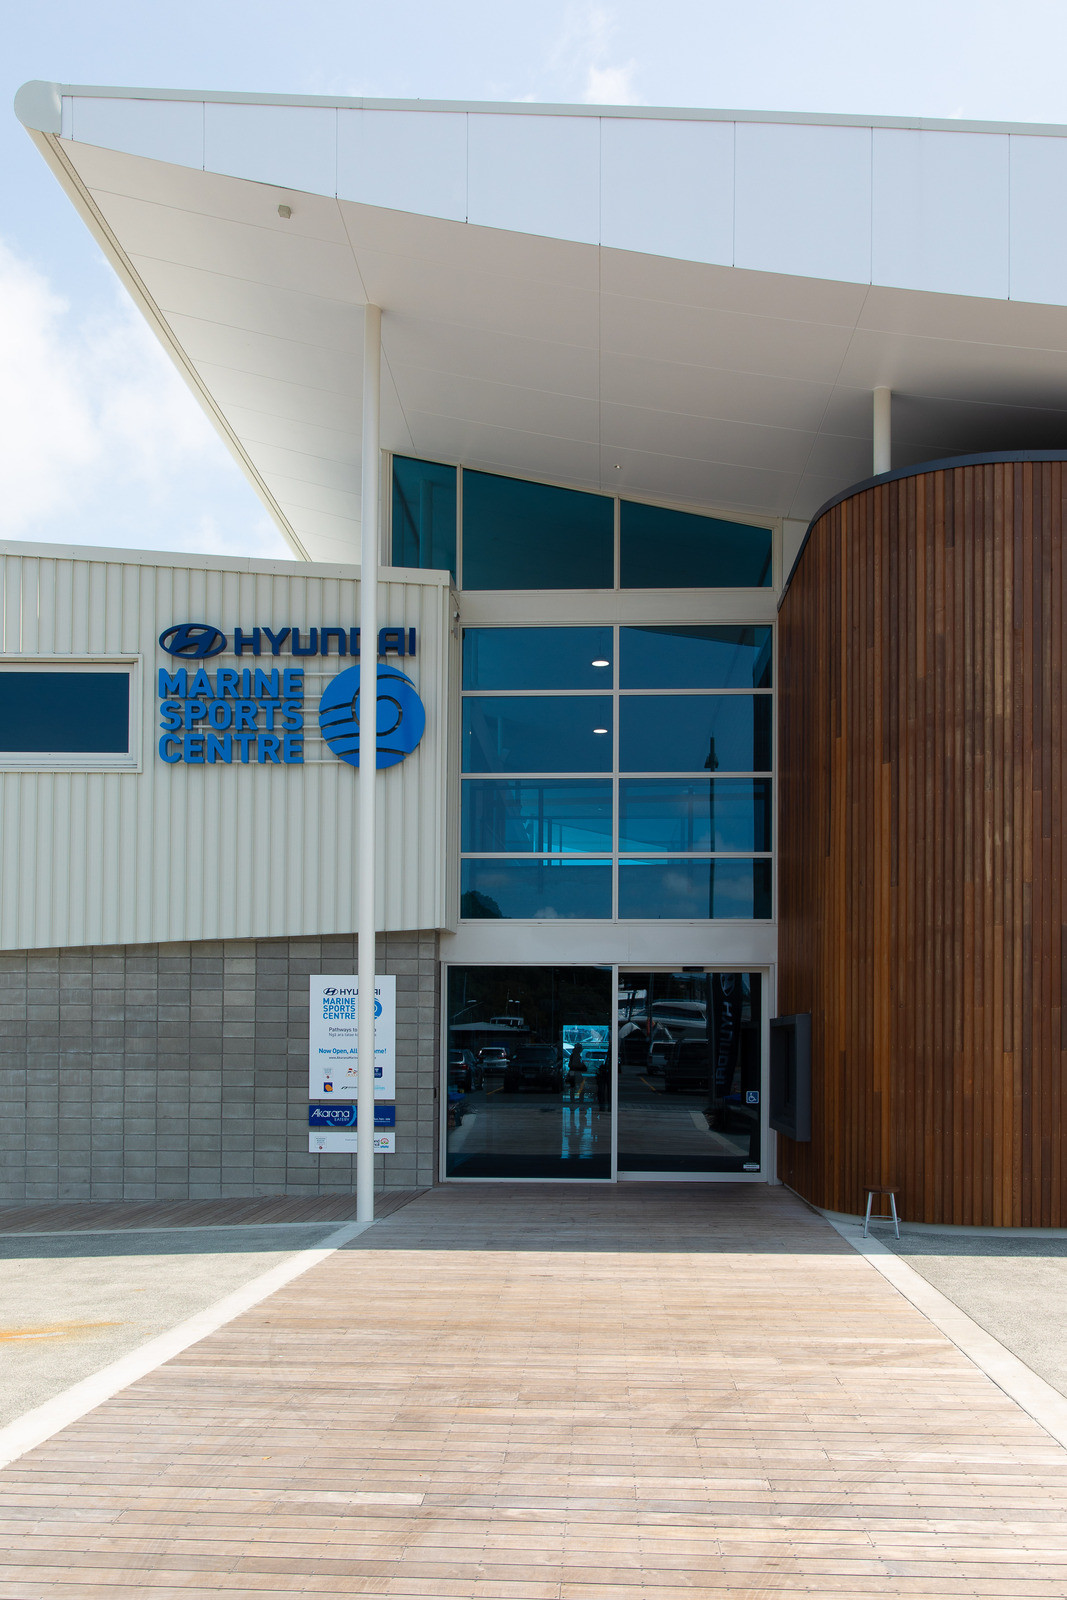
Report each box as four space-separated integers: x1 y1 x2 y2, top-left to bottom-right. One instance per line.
308 974 395 1100
308 1104 396 1128
155 627 425 768
309 1097 397 1152
318 664 426 769
158 664 306 765
158 624 417 660
309 1129 395 1154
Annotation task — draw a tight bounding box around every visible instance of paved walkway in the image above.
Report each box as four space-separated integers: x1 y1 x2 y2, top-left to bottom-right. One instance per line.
0 1192 422 1234
2 1184 1067 1597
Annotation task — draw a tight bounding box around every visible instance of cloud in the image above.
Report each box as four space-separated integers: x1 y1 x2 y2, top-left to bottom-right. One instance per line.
550 4 643 105
584 61 640 104
0 241 289 559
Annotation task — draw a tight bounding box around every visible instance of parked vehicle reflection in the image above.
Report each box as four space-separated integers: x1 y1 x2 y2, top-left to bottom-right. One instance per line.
446 966 611 1179
617 971 761 1173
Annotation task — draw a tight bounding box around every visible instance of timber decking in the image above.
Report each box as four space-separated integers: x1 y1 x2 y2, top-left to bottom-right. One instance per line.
779 457 1067 1226
0 1191 425 1234
1 1182 1066 1597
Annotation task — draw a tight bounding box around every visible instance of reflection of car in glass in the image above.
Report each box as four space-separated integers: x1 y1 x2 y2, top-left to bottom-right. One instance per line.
617 1020 649 1066
447 1088 467 1129
647 1002 707 1075
647 1025 674 1075
448 1049 483 1092
662 1040 713 1094
477 1046 510 1074
503 1045 564 1093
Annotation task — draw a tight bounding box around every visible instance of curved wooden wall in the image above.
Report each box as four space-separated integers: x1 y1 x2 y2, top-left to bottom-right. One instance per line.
778 457 1067 1226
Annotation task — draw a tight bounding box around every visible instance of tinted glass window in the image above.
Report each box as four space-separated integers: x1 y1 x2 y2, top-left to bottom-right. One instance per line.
618 971 761 1172
0 673 130 753
446 965 612 1178
620 501 772 588
464 697 613 773
462 471 614 590
463 628 613 690
619 694 772 773
618 859 772 919
620 626 772 689
392 457 456 578
618 778 772 853
463 779 613 853
461 860 611 920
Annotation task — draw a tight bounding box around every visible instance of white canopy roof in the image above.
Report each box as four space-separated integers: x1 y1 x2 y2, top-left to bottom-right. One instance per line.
17 80 1067 563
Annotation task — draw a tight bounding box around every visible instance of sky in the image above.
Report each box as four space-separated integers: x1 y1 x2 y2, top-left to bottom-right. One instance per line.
4 0 1067 560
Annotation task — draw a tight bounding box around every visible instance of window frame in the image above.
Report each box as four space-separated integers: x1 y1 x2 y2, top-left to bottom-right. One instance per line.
0 656 142 772
458 625 773 923
439 960 773 1185
385 452 781 594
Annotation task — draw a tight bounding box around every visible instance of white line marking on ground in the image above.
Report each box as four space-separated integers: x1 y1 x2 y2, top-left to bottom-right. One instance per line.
0 1218 370 1473
831 1219 1067 1452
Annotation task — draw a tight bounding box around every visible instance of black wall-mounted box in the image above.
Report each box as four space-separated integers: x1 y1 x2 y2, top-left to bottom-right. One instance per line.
769 1013 812 1142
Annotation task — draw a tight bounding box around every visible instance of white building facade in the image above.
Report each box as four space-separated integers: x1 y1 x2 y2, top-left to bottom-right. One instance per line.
5 81 1067 1201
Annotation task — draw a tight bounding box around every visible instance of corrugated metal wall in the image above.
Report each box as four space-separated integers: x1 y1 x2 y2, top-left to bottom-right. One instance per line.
0 546 453 950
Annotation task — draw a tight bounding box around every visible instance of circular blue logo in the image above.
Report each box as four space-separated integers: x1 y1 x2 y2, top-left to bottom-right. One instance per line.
159 623 227 659
318 663 426 769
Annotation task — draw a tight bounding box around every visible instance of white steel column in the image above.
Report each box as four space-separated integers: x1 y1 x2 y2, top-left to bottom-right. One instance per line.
873 387 892 476
357 303 382 1224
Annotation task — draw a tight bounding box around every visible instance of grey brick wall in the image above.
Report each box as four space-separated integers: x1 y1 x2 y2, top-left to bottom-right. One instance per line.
0 933 439 1202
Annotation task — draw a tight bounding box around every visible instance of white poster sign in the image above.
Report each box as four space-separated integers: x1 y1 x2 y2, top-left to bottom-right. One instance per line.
308 974 395 1100
309 1130 396 1154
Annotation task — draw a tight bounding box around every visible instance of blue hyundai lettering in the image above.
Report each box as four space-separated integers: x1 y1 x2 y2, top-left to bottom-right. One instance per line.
158 623 228 659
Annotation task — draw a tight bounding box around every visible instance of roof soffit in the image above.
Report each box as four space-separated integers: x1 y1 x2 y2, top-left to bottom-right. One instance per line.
20 92 1067 561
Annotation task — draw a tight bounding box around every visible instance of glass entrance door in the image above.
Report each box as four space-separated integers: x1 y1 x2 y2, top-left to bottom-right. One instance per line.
445 965 612 1179
617 971 763 1175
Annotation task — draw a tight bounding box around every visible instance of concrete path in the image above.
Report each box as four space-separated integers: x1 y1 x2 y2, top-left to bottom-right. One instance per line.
0 1193 423 1427
883 1230 1067 1402
0 1224 343 1428
2 1183 1067 1597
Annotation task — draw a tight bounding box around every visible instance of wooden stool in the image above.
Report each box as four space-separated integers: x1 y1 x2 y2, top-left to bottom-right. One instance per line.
863 1185 900 1239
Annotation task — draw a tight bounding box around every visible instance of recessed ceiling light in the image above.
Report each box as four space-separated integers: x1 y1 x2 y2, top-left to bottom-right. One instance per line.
591 658 610 667
277 204 292 219
593 726 608 735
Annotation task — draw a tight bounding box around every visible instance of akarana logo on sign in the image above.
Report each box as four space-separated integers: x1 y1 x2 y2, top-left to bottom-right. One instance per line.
158 623 227 659
318 663 426 769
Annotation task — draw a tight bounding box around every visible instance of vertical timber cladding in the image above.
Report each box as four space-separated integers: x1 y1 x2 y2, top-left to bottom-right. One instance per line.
778 458 1067 1227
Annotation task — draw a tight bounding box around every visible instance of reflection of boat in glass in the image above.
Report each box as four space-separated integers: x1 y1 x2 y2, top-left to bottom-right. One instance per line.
652 1000 706 1029
646 1002 707 1074
562 1023 609 1069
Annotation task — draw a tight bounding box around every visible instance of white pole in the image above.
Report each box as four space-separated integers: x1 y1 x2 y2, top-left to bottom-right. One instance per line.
357 303 382 1224
873 387 892 476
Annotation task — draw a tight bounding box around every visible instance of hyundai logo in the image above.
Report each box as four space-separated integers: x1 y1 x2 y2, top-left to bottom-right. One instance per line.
318 664 426 770
159 623 227 659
